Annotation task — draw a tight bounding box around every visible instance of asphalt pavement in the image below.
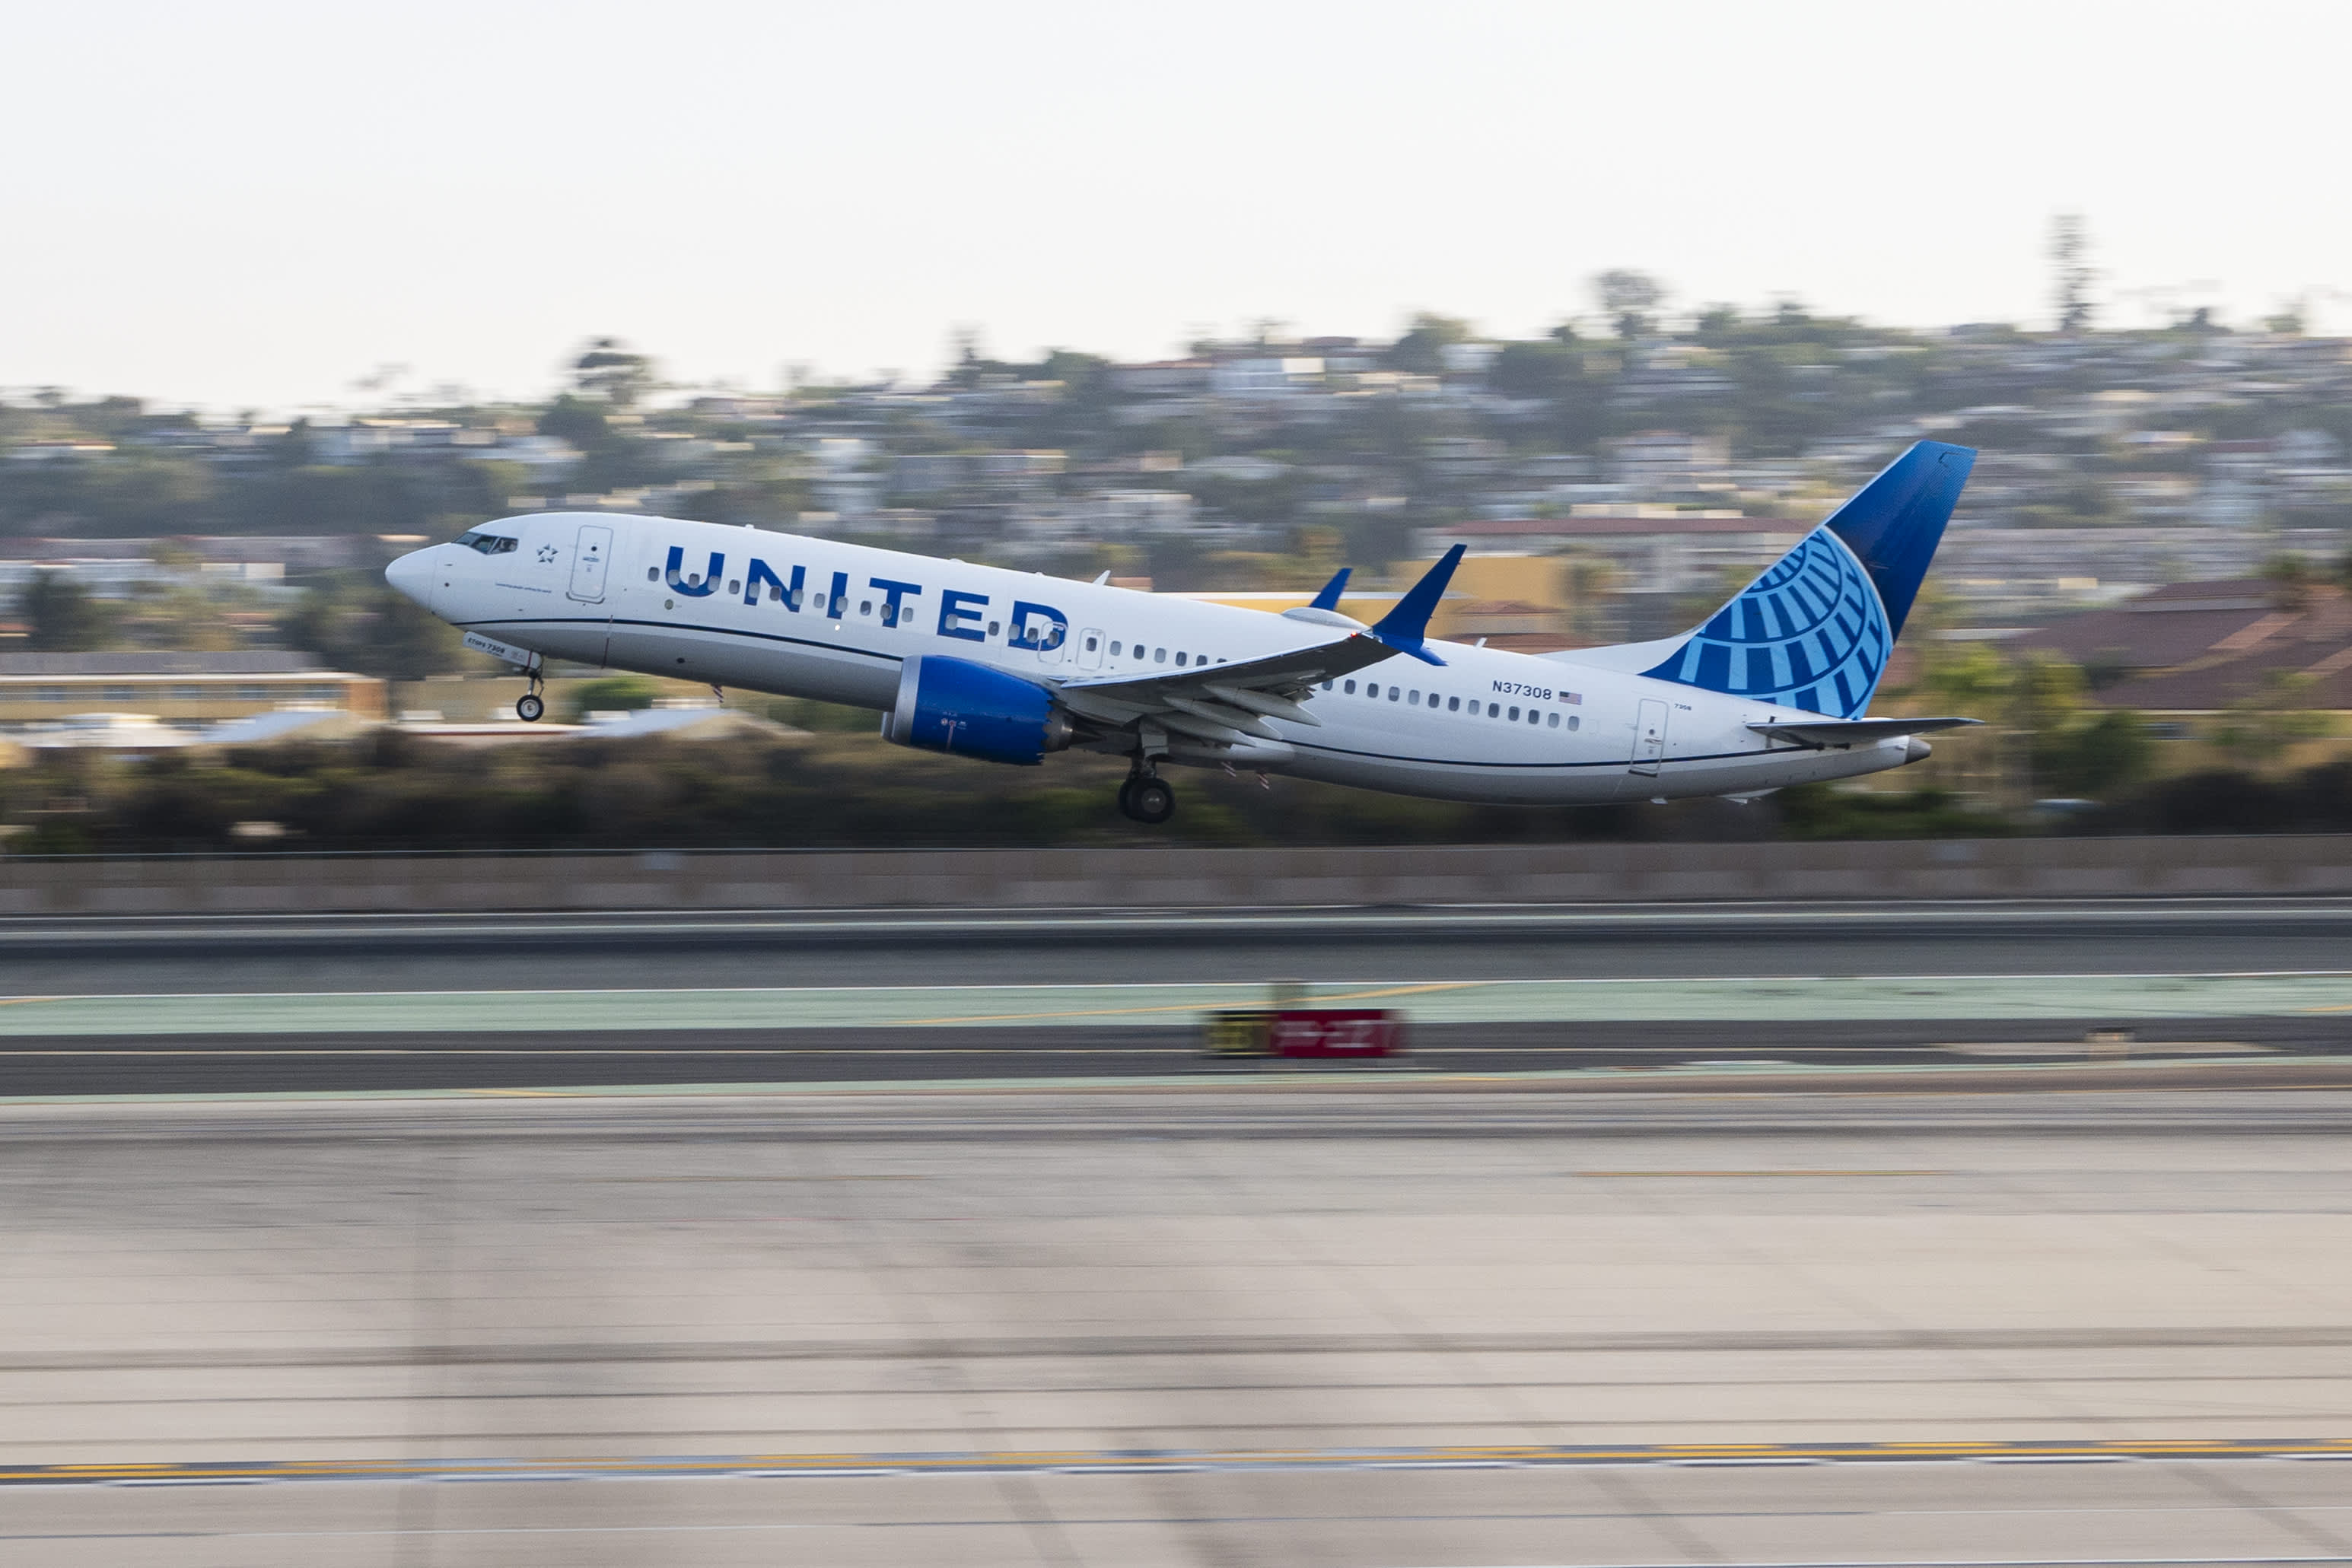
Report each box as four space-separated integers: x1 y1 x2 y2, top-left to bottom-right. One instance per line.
3 898 2350 1095
3 896 2352 994
9 1080 2352 1565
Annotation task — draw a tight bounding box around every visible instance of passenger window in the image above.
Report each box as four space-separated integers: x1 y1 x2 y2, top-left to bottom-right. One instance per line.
1111 641 1122 656
1408 691 1420 704
646 567 658 581
859 600 872 616
988 620 1001 636
1388 686 1399 701
687 574 702 587
1344 679 1356 694
1176 652 1188 666
769 584 783 602
728 580 741 596
1529 709 1541 724
1085 636 1098 653
1322 681 1334 691
1568 714 1580 731
1154 647 1166 663
1488 702 1501 717
1509 707 1520 720
1547 711 1560 727
1447 696 1459 711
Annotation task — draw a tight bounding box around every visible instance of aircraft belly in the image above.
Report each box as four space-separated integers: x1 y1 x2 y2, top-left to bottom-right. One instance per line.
1274 730 1910 806
601 620 899 707
479 619 608 666
1277 746 1631 806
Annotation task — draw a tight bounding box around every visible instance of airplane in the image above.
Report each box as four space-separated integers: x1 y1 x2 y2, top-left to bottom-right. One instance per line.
384 440 1980 824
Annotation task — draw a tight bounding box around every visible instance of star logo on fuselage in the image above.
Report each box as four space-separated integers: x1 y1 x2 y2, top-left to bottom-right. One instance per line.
536 544 560 563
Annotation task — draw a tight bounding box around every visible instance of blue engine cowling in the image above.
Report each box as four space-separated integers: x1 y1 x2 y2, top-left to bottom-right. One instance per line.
882 655 1075 766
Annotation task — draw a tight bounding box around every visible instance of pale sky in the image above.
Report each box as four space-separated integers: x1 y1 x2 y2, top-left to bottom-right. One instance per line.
3 0 2347 415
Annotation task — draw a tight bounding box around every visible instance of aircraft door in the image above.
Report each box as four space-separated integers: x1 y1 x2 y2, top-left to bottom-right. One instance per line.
1076 628 1105 672
1020 607 1068 667
567 523 613 603
1631 698 1669 776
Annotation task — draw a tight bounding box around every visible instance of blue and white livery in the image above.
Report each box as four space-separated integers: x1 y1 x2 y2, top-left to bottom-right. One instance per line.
385 442 1979 824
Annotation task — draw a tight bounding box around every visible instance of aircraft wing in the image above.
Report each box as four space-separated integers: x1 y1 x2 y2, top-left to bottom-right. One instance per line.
1750 716 1980 748
1061 630 1394 701
1052 547 1466 747
1052 630 1402 736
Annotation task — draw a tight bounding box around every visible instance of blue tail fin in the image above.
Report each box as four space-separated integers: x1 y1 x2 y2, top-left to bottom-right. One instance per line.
1637 441 1975 719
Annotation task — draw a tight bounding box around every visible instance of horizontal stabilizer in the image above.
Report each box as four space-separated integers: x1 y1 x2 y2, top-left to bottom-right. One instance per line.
1752 716 1980 748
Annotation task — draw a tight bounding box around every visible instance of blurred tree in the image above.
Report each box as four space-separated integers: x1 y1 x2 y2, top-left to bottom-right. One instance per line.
19 571 114 650
1593 269 1666 339
1918 643 2015 800
2264 552 2314 609
565 675 660 720
2051 213 2095 333
537 393 609 447
2207 670 2332 766
1487 337 1608 447
2008 652 2086 798
1561 552 1620 643
571 338 653 406
1386 313 1472 374
2035 709 2155 799
282 571 467 679
1488 340 1579 399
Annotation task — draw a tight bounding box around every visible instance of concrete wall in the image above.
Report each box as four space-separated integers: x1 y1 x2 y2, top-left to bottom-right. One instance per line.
2 835 2350 914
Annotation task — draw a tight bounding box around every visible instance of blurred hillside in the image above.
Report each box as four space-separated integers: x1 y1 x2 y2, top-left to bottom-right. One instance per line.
8 277 2352 843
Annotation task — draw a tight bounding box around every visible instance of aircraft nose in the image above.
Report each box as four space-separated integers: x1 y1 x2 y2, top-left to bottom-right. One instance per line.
384 548 438 612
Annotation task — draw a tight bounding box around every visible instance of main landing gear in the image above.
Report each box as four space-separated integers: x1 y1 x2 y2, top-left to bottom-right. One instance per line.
1117 766 1176 825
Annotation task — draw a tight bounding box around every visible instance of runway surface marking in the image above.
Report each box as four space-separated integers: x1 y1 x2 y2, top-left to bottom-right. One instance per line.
8 1439 2352 1489
8 1056 2349 1106
898 978 1480 1025
5 972 2352 1035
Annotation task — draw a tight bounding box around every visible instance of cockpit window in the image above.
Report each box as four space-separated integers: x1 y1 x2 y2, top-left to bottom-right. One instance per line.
454 531 518 555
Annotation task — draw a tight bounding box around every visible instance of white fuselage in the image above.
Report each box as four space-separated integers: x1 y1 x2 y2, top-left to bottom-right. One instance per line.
390 511 1918 805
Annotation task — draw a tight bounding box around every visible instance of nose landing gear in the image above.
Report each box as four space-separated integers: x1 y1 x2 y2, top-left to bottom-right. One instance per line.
515 671 546 723
1117 766 1176 825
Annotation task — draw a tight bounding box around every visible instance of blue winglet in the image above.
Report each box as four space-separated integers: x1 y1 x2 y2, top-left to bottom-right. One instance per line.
1368 544 1463 667
1308 567 1352 611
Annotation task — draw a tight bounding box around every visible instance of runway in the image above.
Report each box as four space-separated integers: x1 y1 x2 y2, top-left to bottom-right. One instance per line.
4 898 2352 1094
7 1080 2352 1564
11 898 2352 1560
6 897 2352 996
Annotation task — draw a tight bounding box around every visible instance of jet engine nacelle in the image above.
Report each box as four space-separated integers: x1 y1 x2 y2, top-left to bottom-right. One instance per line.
882 655 1075 766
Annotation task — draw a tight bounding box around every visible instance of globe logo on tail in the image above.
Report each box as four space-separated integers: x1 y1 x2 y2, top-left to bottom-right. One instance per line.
1640 527 1891 720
